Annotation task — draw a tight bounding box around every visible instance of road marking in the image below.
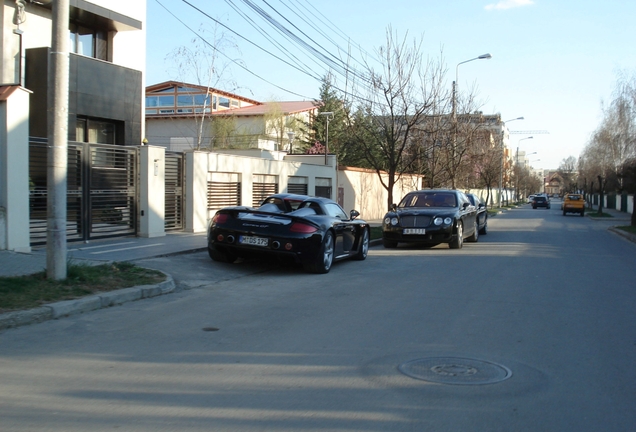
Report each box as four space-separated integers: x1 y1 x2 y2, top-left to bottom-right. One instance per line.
89 243 165 255
70 242 135 251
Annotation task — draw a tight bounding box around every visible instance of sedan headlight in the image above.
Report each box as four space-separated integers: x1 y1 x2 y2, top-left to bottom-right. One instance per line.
434 216 453 226
384 216 399 226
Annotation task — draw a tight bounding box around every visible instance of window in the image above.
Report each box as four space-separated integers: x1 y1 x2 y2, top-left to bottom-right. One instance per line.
76 117 117 144
69 23 108 61
219 97 230 108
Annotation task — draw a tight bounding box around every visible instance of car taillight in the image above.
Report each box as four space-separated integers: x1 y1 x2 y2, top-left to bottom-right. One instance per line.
290 222 318 233
212 213 228 224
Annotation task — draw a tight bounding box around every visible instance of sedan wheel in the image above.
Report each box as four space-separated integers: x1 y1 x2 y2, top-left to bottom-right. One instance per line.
382 238 398 248
353 227 369 260
479 219 488 235
466 221 479 242
449 221 463 249
305 231 334 274
208 246 237 263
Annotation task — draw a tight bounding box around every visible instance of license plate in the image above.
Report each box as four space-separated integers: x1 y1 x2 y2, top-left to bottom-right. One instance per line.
239 236 268 247
403 228 425 235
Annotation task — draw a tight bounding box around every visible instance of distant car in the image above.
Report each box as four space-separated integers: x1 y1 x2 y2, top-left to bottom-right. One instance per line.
466 193 488 235
562 193 585 216
527 194 536 204
207 194 370 274
382 189 478 249
532 195 550 209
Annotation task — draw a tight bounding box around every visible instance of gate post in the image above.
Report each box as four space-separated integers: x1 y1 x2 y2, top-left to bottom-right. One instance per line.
0 86 31 252
185 151 208 233
139 145 165 238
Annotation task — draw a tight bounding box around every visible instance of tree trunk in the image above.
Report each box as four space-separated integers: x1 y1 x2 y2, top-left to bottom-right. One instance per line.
597 175 604 215
632 195 636 227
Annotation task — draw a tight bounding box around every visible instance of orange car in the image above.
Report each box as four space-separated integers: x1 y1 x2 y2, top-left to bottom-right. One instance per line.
562 194 585 216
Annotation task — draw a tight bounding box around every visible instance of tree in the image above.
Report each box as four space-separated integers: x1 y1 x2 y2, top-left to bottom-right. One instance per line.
166 23 241 150
558 156 578 193
344 28 447 209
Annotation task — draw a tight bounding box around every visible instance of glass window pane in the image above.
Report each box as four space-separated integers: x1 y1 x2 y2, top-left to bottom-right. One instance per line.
157 96 174 107
177 95 195 106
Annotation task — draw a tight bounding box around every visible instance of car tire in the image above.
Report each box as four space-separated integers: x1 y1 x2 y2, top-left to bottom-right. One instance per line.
305 231 334 274
467 221 479 242
581 209 585 217
479 219 488 235
208 246 237 263
382 238 398 248
533 206 537 209
352 227 369 260
449 221 463 249
563 209 566 216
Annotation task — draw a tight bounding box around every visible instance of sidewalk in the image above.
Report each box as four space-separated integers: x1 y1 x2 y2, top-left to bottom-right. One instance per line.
0 231 208 278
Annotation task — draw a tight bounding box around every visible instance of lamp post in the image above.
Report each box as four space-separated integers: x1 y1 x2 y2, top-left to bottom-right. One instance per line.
515 137 533 201
452 54 491 188
452 53 492 121
319 112 334 165
287 131 295 154
499 117 524 207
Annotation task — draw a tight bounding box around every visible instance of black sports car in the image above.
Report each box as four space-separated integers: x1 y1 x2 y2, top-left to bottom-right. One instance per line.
382 189 478 249
207 194 370 273
466 193 489 235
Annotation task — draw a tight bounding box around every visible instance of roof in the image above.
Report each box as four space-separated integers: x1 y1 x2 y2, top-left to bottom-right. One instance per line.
145 81 262 106
0 85 22 101
214 101 317 117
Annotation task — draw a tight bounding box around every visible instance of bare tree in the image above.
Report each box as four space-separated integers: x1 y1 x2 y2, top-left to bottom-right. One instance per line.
166 24 241 150
345 28 447 209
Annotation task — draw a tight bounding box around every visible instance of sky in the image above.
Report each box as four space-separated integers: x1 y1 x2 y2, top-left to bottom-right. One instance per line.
145 0 636 170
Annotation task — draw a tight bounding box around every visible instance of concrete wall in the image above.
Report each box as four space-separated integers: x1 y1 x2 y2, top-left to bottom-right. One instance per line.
337 167 423 220
185 150 338 233
0 86 31 252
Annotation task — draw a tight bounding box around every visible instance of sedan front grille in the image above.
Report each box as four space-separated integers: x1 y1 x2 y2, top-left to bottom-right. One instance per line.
400 215 432 227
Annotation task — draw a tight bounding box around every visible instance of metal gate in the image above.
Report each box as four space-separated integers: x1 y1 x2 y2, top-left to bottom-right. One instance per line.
165 152 184 230
29 140 137 246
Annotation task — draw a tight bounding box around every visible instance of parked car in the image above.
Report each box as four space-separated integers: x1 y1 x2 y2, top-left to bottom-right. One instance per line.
466 193 488 235
532 195 550 209
207 194 370 274
527 194 536 204
562 193 585 216
382 189 478 249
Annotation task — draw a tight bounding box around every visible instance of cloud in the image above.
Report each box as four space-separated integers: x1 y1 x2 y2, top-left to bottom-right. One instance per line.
484 0 535 10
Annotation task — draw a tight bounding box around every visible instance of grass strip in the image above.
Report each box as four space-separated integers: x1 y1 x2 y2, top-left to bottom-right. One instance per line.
0 262 165 313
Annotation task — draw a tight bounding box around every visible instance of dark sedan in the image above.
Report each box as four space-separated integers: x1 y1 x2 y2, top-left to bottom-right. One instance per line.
466 193 488 235
207 194 370 274
532 195 551 209
382 189 478 249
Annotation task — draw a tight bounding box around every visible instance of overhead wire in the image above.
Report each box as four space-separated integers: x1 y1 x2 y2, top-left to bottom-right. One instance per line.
158 0 378 103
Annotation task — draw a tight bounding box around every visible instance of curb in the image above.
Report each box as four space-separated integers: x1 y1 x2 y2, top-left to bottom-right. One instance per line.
0 272 175 332
608 226 636 244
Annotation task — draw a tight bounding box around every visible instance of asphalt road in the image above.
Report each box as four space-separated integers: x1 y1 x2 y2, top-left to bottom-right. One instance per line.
1 204 634 431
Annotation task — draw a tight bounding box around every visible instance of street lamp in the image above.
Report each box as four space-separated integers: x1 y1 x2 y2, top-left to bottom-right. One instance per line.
499 116 524 207
450 53 491 188
515 137 533 201
287 131 295 154
319 112 334 165
452 53 492 121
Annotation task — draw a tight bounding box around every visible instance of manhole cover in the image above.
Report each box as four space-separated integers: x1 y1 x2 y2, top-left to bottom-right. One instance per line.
398 357 512 385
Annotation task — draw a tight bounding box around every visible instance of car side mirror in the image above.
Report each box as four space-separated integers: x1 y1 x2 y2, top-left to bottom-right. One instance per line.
462 202 470 209
350 210 360 220
391 203 397 211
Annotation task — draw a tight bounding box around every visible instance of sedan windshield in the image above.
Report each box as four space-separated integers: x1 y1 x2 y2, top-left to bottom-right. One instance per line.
399 192 457 208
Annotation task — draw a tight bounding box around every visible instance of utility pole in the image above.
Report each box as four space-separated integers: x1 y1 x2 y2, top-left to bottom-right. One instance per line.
47 0 70 280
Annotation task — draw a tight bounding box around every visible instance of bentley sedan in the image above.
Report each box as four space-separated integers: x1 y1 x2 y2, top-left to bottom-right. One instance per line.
466 193 488 235
207 194 370 274
382 189 478 249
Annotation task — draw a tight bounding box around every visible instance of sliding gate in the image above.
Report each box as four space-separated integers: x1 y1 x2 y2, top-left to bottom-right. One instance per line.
29 140 138 246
